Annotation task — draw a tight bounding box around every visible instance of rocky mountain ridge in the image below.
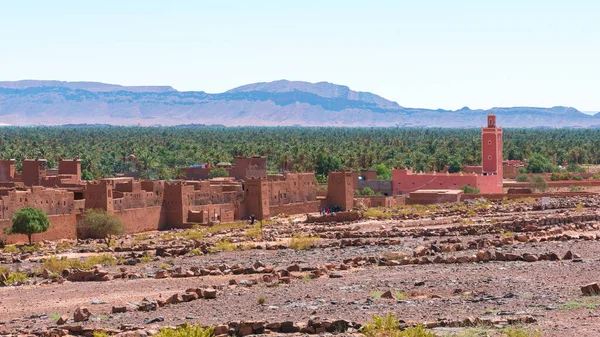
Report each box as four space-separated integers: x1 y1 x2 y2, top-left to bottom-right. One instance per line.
0 80 596 127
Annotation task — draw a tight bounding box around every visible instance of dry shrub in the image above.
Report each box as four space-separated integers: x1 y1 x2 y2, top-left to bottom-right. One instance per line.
155 323 214 337
41 254 117 273
208 240 237 253
245 223 264 239
382 252 409 261
363 208 392 219
289 233 319 250
362 312 436 337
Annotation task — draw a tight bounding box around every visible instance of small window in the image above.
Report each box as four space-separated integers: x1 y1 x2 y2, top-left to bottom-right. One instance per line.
488 140 492 145
488 155 492 160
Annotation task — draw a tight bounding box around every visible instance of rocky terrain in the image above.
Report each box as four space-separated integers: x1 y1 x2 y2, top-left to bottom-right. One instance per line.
1 196 600 336
0 80 598 127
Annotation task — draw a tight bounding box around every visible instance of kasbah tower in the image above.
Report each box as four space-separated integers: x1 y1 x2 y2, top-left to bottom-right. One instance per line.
482 114 503 180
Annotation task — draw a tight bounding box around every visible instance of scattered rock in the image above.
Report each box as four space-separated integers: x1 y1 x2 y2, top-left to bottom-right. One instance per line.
73 307 91 322
581 283 600 296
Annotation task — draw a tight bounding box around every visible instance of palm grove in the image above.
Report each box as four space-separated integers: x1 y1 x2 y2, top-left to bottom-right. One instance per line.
1 126 596 243
0 126 596 182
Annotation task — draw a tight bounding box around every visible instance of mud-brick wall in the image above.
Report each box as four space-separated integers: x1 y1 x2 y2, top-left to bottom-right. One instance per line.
269 201 320 217
113 206 166 234
0 213 77 244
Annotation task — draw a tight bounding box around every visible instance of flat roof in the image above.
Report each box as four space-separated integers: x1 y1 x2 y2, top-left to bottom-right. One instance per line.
411 189 463 195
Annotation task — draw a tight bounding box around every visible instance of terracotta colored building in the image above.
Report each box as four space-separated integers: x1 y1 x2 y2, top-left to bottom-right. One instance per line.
0 157 355 244
392 115 504 195
184 156 267 181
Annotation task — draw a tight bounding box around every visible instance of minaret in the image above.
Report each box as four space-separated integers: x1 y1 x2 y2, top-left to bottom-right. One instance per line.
481 114 503 177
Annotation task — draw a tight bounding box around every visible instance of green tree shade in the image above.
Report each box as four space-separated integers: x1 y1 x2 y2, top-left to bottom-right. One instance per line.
447 159 462 173
6 207 51 244
81 209 124 247
82 170 94 180
315 153 343 176
315 174 327 184
373 164 392 180
526 153 557 173
208 168 229 178
567 164 586 173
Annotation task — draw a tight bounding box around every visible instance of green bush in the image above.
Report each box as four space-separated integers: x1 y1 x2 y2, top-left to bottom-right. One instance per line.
6 207 51 244
81 209 124 247
459 185 480 194
530 175 548 192
447 159 462 173
515 174 529 182
3 272 27 286
373 164 392 180
208 167 229 178
360 187 376 196
569 185 583 192
567 164 586 173
551 172 572 181
526 153 557 173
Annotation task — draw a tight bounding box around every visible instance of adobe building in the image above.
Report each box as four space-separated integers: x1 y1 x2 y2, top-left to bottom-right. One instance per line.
351 170 393 196
1 157 84 189
406 189 464 205
0 157 355 244
392 115 504 195
184 156 267 181
0 159 15 182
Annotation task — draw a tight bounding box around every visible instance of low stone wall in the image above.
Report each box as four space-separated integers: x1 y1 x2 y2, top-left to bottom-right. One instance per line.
504 180 600 188
462 191 596 201
305 211 361 223
354 196 404 208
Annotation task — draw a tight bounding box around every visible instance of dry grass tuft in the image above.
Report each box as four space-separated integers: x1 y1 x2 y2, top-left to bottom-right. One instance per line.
289 233 319 250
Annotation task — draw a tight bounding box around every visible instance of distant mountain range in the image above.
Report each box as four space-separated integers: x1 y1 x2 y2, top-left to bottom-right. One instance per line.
0 80 598 128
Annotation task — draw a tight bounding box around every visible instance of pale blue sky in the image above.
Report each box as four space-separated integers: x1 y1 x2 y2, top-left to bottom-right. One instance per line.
1 1 599 111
